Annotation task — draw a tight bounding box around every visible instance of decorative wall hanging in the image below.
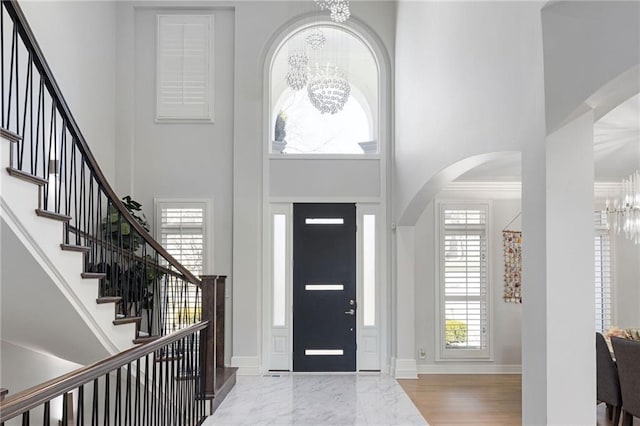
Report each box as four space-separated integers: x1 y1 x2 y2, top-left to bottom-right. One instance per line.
503 230 522 303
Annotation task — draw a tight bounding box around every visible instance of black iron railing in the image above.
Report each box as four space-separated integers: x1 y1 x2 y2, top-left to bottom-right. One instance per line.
0 0 202 338
0 322 209 426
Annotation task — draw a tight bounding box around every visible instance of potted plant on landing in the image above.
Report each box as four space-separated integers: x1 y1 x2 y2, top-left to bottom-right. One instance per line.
97 196 161 319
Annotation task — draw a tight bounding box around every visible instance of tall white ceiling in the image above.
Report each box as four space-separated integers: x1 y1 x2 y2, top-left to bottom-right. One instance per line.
457 93 640 182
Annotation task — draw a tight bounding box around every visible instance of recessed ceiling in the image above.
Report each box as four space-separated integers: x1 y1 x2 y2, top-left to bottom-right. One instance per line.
456 93 640 183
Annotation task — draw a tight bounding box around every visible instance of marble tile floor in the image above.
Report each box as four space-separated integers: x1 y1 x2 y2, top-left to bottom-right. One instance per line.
203 374 428 426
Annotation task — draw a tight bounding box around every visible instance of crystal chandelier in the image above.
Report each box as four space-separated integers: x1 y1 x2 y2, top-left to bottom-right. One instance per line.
306 29 326 50
314 0 350 23
605 170 640 244
285 51 309 91
307 64 351 114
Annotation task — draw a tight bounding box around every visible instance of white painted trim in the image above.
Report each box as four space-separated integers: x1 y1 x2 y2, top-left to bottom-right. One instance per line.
231 356 262 376
435 200 493 361
269 154 381 161
417 364 522 375
269 196 382 204
393 358 418 379
153 197 214 274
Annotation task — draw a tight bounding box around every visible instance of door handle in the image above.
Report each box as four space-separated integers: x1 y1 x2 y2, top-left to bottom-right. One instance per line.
344 309 355 316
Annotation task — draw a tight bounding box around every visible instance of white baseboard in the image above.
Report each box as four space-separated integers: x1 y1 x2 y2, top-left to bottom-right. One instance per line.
417 363 521 374
231 356 262 375
394 358 418 379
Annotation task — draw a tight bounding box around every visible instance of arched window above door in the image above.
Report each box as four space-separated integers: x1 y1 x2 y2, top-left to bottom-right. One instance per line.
270 24 378 155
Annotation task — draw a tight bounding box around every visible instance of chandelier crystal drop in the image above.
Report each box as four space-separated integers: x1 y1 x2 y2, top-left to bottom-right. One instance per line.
286 68 308 91
330 1 351 23
306 29 326 50
307 65 351 115
286 51 309 91
605 170 640 244
314 0 351 23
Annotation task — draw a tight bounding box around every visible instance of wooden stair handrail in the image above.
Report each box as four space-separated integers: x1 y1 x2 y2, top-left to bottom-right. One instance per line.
1 0 200 287
0 322 208 423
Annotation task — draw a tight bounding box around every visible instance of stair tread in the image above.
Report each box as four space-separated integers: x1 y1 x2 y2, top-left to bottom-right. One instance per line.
113 316 141 325
0 128 21 142
60 244 90 253
35 209 71 222
133 336 160 345
96 296 122 304
82 272 106 279
6 167 47 186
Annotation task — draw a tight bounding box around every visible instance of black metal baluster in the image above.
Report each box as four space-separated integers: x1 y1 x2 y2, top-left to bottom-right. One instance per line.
91 379 98 426
21 411 28 426
1 5 5 128
28 53 34 174
61 392 69 426
143 354 149 426
6 24 15 132
125 363 131 426
43 401 50 426
103 373 110 426
13 21 18 134
70 145 78 245
135 358 141 426
18 52 31 169
114 368 121 426
33 79 42 177
151 351 157 426
77 385 85 426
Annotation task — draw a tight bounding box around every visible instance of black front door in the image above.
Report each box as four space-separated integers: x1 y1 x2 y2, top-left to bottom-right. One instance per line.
293 203 356 372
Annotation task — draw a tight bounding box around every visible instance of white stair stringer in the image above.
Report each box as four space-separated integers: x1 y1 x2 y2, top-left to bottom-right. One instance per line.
1 136 136 356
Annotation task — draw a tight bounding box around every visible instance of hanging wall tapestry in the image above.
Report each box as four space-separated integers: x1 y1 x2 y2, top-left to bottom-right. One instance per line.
503 230 522 303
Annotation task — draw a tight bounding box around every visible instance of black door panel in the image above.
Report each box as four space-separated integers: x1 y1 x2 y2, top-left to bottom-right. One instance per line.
293 203 356 372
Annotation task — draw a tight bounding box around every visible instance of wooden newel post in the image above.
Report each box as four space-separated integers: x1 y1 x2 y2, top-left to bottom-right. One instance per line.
200 275 227 398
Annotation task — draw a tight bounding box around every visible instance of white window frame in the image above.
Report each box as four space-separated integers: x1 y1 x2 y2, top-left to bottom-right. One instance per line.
156 14 215 123
154 198 213 275
594 211 614 333
435 201 492 361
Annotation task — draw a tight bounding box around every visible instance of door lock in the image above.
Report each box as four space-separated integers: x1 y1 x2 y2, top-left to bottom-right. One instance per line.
344 309 355 316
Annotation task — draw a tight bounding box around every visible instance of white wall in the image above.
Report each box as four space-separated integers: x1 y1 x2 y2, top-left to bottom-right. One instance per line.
0 340 82 395
394 1 544 225
414 194 522 372
542 1 640 132
20 1 117 181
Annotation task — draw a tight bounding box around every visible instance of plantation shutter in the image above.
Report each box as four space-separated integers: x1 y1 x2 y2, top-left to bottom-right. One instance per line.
157 15 213 121
157 202 207 331
594 211 612 332
440 205 490 359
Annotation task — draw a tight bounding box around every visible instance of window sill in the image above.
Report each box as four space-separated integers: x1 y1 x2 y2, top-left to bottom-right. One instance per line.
268 154 381 160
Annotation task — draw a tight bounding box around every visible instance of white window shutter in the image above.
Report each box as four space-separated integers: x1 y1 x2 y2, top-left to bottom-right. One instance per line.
594 211 612 332
439 204 491 359
157 15 213 121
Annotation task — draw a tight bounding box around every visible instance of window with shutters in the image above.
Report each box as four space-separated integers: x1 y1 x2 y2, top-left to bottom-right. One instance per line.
594 211 613 333
155 200 211 331
156 14 214 122
437 202 491 360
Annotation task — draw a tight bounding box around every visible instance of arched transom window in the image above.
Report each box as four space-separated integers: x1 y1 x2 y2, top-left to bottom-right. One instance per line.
270 24 378 155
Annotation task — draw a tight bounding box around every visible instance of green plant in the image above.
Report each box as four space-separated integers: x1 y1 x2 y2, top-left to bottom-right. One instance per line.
98 196 161 315
102 196 149 251
445 319 468 347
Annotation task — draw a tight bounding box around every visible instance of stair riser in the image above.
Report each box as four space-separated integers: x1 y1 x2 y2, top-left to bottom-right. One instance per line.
2 135 137 357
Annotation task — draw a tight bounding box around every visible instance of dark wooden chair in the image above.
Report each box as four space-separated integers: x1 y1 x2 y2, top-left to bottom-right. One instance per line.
611 336 640 426
597 332 622 425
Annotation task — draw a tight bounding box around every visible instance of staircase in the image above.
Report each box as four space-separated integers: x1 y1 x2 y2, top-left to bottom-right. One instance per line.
0 0 235 423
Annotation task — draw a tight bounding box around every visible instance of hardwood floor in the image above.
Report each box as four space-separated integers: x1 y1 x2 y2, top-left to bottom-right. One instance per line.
398 374 636 426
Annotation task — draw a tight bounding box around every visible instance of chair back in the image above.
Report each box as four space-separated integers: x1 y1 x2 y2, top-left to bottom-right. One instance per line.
611 336 640 417
596 332 622 406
